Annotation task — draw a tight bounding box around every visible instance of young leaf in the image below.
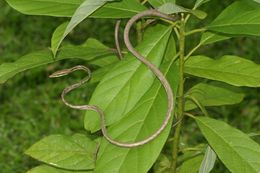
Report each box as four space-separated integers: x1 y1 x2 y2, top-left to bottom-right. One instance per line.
207 1 260 36
6 0 146 18
25 134 98 170
185 55 260 87
0 38 113 84
200 32 229 45
199 146 216 173
27 165 92 173
195 117 260 173
179 155 204 173
148 0 176 8
185 82 245 111
84 25 172 132
93 40 179 173
54 0 115 57
158 3 207 19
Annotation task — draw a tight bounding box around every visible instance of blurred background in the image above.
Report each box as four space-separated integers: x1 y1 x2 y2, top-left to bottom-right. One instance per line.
0 0 259 172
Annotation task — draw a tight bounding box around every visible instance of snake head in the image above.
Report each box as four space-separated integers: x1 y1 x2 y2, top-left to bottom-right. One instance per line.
49 69 71 78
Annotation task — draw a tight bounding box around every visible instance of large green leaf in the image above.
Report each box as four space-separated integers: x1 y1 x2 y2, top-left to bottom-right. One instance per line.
199 146 216 173
148 0 176 7
27 165 92 173
0 38 113 84
195 117 260 173
185 82 245 111
6 0 146 18
93 38 179 173
207 1 260 36
54 0 115 57
185 55 260 87
179 155 204 173
84 25 172 132
25 134 98 170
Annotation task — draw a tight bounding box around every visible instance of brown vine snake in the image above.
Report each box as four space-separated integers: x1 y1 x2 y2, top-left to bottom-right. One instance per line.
50 9 178 148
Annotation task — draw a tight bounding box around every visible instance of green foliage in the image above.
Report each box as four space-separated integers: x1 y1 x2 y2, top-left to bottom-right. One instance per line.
52 0 116 56
185 55 260 87
51 22 69 56
208 1 260 36
84 25 172 132
185 82 245 111
5 0 146 18
0 38 113 84
199 146 216 173
195 117 260 173
1 0 260 173
25 134 98 170
94 38 179 173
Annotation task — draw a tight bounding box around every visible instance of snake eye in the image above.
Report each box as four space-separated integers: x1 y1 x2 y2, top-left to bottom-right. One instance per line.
49 69 71 78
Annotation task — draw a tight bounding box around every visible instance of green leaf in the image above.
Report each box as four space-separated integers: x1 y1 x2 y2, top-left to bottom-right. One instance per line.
51 22 69 56
55 0 115 57
27 165 92 173
158 3 207 19
185 55 260 87
6 0 146 18
52 0 116 56
200 32 229 45
179 155 204 173
207 1 260 36
93 39 179 173
148 0 176 7
0 38 113 84
25 134 98 170
84 25 172 132
199 146 216 173
185 82 245 111
195 117 260 173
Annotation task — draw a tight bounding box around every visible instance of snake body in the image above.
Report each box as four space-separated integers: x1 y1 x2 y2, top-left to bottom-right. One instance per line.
50 9 178 148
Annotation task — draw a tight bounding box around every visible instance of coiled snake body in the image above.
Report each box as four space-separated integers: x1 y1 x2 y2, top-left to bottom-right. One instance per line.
50 9 178 148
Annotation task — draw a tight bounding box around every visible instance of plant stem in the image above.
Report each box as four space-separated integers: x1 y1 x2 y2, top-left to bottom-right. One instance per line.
185 28 206 36
170 14 186 173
